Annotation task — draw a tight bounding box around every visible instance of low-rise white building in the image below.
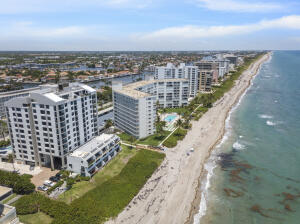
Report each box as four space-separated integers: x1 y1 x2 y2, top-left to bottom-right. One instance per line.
67 134 121 177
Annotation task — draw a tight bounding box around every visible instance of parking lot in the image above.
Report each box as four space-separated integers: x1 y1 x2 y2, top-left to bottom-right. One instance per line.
31 167 59 188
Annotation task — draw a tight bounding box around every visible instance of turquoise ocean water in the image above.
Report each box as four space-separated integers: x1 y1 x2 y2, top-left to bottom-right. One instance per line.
194 51 300 224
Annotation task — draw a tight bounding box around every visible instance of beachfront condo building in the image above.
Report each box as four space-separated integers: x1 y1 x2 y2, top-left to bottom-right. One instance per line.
198 71 213 92
4 83 98 169
194 57 230 82
194 60 219 83
113 78 189 139
155 63 198 97
67 134 121 177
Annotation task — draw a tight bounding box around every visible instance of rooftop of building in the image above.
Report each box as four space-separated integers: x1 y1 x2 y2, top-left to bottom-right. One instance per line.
0 86 40 98
0 186 12 198
31 83 96 103
4 82 96 107
69 134 118 160
114 78 188 99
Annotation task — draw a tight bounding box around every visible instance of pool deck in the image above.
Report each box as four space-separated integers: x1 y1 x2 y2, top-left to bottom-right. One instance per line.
161 113 179 131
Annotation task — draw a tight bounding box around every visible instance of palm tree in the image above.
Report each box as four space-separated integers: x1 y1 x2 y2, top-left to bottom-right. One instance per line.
68 71 75 81
129 136 136 149
175 119 183 128
8 153 16 172
104 119 113 129
0 120 8 140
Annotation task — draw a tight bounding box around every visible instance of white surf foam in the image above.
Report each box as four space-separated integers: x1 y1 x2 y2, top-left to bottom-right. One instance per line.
259 114 273 119
232 141 246 151
193 53 272 224
266 120 276 126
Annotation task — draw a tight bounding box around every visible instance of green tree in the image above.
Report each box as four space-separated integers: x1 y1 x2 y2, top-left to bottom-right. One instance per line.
104 119 113 129
55 73 61 84
68 71 75 81
175 118 183 128
14 178 35 195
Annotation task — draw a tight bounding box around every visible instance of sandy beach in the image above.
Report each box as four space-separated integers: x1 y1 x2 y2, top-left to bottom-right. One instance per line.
106 52 271 224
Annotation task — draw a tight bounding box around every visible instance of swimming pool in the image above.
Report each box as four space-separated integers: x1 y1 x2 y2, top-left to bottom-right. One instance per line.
164 114 177 123
0 145 12 154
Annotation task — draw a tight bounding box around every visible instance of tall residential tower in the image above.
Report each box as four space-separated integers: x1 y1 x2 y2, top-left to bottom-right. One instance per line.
5 83 98 169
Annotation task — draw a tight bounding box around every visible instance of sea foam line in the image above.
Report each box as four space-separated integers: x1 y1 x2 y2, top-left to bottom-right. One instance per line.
193 53 272 224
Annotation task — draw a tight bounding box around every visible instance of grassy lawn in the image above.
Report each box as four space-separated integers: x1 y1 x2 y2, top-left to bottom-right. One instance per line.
163 128 188 148
58 144 137 204
1 193 17 204
70 149 165 222
118 132 136 143
15 149 165 224
160 107 190 115
19 212 53 224
137 130 171 146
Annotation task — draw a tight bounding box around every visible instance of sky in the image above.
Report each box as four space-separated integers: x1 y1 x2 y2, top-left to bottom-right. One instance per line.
0 0 300 51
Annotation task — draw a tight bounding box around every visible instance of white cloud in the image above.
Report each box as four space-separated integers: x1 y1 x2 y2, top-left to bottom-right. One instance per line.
1 21 89 39
193 0 284 12
138 15 300 40
0 0 153 14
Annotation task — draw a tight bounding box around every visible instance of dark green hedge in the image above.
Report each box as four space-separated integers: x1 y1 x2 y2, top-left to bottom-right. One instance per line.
47 181 64 195
0 170 35 194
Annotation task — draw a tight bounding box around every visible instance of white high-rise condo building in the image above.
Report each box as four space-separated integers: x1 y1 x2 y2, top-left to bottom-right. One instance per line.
113 78 189 139
5 83 98 169
155 63 198 97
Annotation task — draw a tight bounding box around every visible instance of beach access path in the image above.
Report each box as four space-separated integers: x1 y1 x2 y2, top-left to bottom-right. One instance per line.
106 53 271 224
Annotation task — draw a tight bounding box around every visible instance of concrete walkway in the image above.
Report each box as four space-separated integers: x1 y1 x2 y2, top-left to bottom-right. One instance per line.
0 162 42 175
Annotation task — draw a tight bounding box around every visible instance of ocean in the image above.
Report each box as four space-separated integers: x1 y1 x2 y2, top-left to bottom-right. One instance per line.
194 51 300 224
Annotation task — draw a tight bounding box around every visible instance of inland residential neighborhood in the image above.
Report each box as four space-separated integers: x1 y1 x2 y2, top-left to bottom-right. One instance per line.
0 1 300 224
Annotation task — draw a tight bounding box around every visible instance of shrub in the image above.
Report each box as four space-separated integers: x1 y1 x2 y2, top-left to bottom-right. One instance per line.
47 180 64 195
80 176 91 182
0 170 35 194
13 178 35 195
163 136 177 148
66 178 75 189
59 170 70 179
163 128 187 148
15 193 44 214
0 139 10 147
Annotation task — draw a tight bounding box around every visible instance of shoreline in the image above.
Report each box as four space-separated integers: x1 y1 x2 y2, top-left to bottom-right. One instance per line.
188 52 272 224
106 52 271 224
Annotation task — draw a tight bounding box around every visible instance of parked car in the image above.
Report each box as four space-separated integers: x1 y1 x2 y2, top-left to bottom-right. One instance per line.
38 185 49 191
55 173 63 179
49 176 59 182
44 180 55 187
